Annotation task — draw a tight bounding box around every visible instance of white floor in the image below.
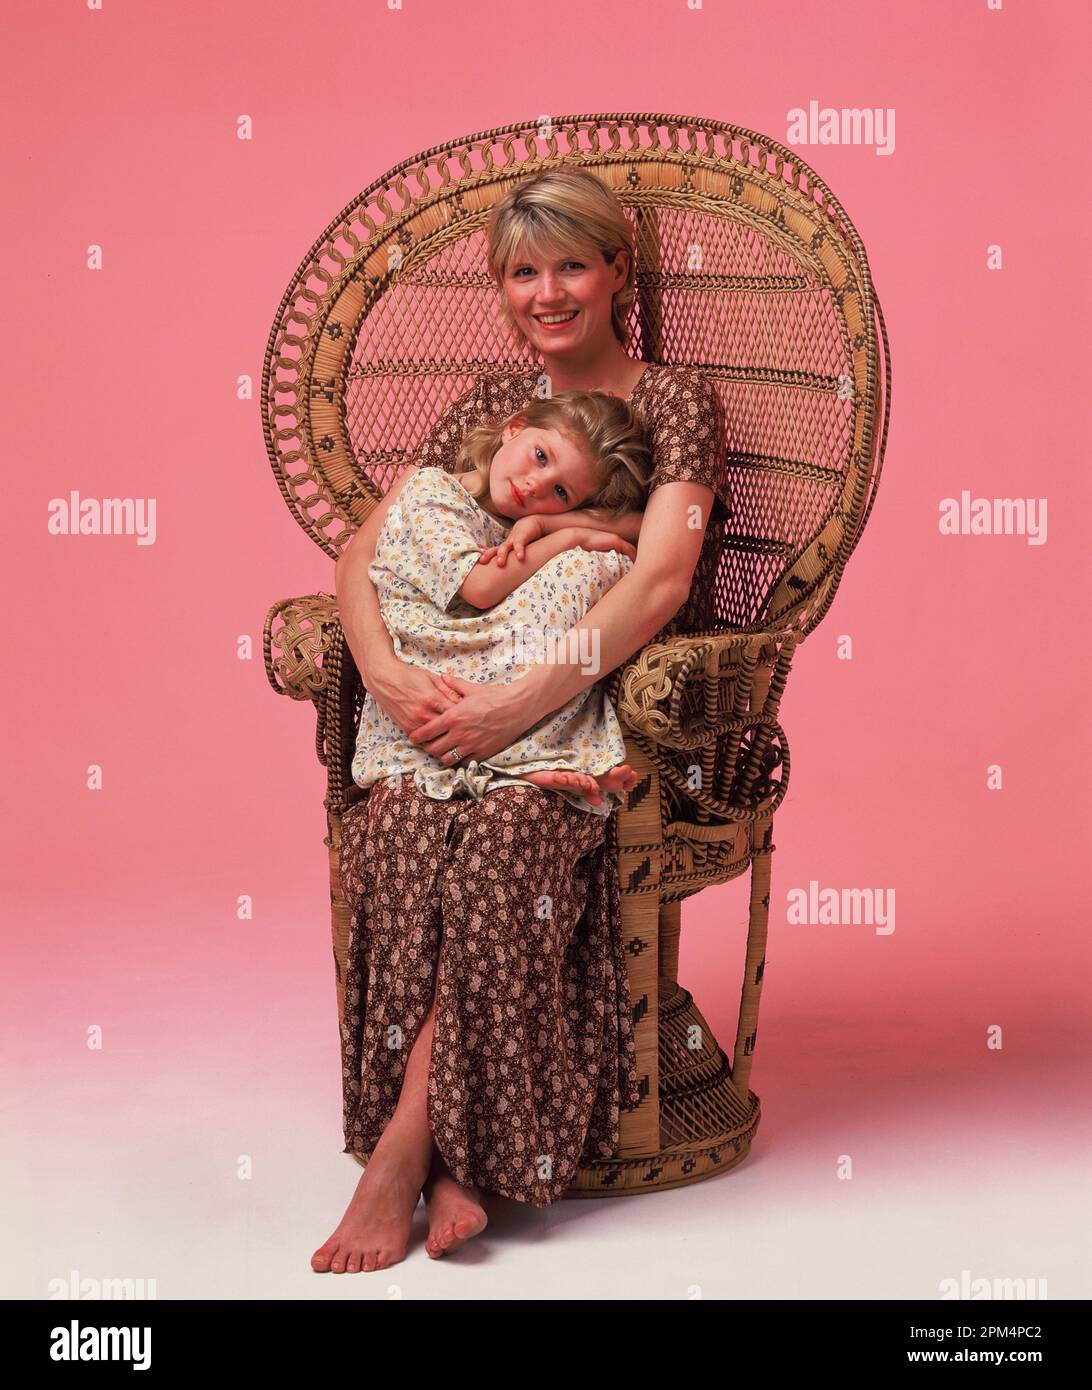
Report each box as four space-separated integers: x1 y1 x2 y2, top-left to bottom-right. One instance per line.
6 1028 1088 1301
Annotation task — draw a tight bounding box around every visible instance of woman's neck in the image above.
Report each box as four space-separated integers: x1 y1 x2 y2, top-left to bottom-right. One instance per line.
537 342 649 400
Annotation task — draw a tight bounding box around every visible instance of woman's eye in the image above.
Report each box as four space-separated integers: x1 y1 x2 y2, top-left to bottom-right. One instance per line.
512 261 583 277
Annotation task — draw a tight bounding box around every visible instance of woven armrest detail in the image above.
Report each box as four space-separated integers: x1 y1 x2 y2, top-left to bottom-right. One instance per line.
263 593 341 703
614 626 800 748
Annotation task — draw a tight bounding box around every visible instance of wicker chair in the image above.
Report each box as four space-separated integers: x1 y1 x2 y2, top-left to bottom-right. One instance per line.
262 113 890 1197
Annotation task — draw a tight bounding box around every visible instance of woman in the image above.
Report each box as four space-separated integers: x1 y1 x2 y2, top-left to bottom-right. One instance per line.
312 167 733 1274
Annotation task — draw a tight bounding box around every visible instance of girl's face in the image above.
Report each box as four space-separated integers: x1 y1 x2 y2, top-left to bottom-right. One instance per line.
483 420 598 522
501 240 629 357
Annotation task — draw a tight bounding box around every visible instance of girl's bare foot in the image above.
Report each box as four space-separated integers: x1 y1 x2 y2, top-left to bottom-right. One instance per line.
311 1138 431 1274
523 763 638 806
422 1155 488 1259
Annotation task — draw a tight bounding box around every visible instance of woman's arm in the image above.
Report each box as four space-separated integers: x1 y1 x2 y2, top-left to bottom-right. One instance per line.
406 481 715 764
334 472 407 686
334 374 496 731
334 472 463 733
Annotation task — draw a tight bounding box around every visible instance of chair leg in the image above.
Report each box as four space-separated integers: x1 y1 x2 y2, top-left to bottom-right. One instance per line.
614 738 663 1157
730 815 775 1100
658 900 681 986
565 803 770 1195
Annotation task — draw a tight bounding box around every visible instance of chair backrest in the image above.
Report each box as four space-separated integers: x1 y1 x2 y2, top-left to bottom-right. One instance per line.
262 113 889 638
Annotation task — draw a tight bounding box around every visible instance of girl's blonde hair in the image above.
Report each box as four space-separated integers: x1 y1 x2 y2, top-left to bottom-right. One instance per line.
484 168 637 348
456 390 652 519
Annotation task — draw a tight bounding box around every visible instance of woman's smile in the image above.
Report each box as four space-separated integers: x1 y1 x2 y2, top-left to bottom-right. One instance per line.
533 309 580 330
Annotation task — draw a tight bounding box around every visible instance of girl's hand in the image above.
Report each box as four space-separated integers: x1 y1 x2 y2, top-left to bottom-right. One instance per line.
565 530 638 562
479 515 545 567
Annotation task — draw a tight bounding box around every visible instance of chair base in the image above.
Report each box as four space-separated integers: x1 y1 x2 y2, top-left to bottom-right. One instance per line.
562 1130 756 1198
564 978 760 1198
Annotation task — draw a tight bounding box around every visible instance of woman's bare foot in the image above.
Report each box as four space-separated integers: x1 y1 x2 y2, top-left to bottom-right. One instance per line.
523 763 638 806
311 1138 432 1274
422 1156 488 1259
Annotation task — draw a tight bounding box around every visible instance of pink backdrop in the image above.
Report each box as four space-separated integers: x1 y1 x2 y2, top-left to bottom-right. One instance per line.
4 0 1089 1299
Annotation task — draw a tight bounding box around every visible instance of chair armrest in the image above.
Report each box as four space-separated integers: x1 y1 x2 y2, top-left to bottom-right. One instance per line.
264 594 365 810
263 594 341 703
613 625 801 747
611 624 803 823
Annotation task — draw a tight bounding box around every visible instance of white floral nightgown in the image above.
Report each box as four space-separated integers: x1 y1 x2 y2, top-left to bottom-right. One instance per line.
350 466 634 817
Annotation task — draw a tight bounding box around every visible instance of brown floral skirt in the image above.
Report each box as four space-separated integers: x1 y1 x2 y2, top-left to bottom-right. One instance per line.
337 771 642 1206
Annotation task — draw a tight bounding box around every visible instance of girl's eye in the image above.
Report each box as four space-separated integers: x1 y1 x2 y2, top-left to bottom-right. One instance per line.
533 446 566 500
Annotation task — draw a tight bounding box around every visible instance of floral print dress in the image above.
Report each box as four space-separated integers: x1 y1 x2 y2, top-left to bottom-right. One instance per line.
338 363 732 1205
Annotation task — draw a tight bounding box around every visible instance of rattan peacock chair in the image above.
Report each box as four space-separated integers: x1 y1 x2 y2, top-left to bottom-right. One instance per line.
262 113 890 1197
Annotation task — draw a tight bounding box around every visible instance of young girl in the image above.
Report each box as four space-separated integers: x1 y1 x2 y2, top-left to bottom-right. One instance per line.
350 389 652 817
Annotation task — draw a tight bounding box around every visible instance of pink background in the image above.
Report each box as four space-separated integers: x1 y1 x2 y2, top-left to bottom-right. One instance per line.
4 0 1089 1299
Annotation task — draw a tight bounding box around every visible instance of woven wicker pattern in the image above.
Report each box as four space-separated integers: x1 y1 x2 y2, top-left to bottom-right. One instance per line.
262 113 889 1196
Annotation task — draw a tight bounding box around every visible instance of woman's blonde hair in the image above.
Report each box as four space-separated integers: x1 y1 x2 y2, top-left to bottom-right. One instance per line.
484 168 637 348
456 390 652 519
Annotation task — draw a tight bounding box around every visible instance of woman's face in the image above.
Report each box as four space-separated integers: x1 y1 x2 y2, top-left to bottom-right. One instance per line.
484 420 598 522
501 240 629 357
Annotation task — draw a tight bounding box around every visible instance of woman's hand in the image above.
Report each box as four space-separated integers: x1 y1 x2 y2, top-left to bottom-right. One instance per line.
407 673 534 766
479 515 545 566
366 652 464 738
